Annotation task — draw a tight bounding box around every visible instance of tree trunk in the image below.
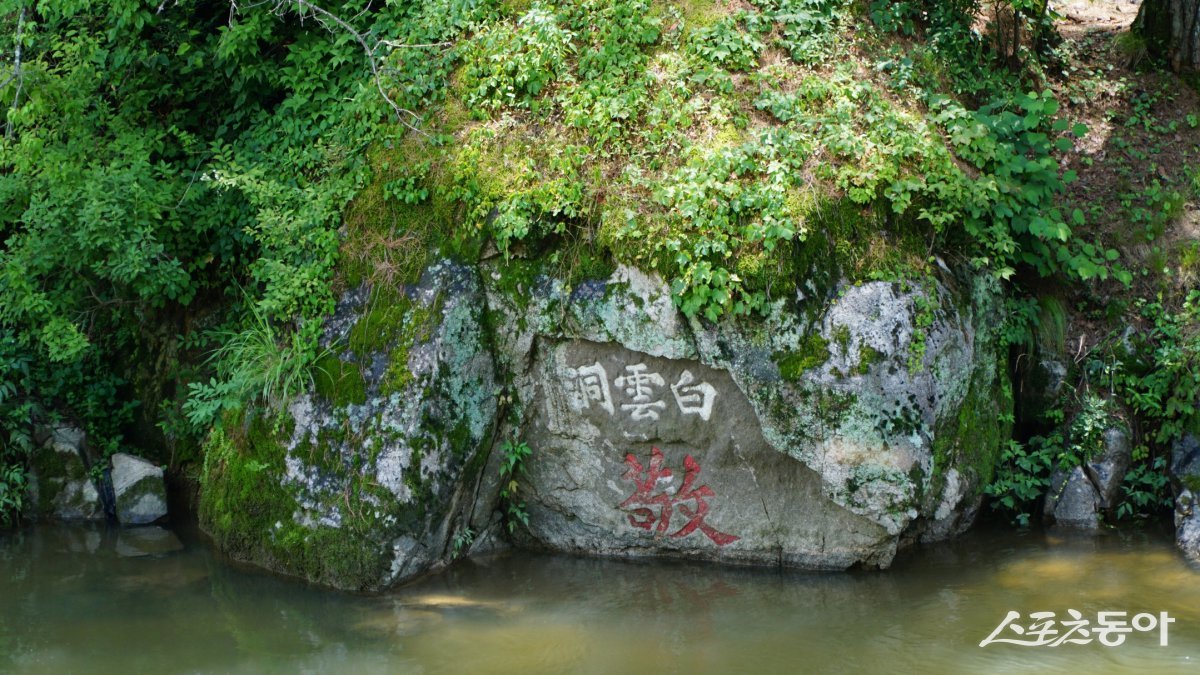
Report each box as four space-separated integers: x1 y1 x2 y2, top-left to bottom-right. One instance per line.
1137 0 1200 73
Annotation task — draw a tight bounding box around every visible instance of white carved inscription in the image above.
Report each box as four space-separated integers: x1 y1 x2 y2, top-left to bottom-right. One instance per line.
615 363 667 421
565 362 615 415
670 370 717 421
566 359 718 423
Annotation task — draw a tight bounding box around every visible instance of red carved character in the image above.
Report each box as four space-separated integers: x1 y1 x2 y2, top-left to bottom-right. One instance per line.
619 447 739 546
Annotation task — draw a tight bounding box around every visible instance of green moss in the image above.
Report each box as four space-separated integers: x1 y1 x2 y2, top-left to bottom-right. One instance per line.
380 294 442 398
930 354 1011 500
1035 295 1067 355
791 194 930 301
445 419 475 458
832 324 851 352
656 0 726 32
349 290 413 358
812 389 857 429
854 345 884 375
32 445 67 515
340 126 474 290
199 411 396 591
774 333 831 381
313 355 367 407
1182 473 1200 494
487 257 546 310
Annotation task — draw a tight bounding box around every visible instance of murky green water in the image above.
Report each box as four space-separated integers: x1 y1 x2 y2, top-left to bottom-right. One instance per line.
2 524 1198 674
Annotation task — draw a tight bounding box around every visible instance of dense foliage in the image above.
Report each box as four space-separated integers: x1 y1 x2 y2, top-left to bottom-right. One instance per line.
0 0 413 521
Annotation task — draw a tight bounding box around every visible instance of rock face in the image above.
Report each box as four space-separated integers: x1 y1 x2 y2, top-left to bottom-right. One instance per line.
1044 427 1132 530
523 340 890 566
487 264 1009 569
111 453 168 525
198 258 1009 586
199 261 500 591
27 425 103 522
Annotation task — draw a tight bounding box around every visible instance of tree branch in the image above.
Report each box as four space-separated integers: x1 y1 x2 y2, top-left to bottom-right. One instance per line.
240 0 435 135
4 4 26 140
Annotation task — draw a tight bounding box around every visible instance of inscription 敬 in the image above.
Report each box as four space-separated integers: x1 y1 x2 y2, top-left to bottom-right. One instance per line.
618 447 738 546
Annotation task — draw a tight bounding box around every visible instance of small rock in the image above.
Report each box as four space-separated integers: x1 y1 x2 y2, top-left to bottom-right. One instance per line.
1176 490 1200 564
1045 467 1101 529
30 425 103 522
1171 436 1200 563
1091 427 1132 507
1035 359 1068 404
111 453 168 525
47 425 86 454
1171 434 1200 481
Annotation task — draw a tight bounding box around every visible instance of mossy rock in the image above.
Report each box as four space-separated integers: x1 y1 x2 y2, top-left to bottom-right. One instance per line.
198 261 500 591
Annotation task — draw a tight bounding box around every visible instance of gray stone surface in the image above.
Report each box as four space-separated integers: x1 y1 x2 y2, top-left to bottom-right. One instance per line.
1176 490 1200 564
111 453 168 525
201 256 1009 584
1092 427 1132 506
523 340 891 567
1045 467 1101 529
486 264 1009 570
1172 434 1200 483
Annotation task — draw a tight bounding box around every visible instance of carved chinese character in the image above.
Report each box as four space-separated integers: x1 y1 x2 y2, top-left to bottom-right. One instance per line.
565 362 614 415
619 447 739 546
615 363 666 421
670 370 717 421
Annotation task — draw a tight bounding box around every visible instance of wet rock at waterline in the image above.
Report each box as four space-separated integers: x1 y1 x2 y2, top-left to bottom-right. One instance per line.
111 453 169 525
1044 468 1103 530
27 425 103 522
1176 490 1200 564
1172 435 1200 562
1173 434 1200 485
198 261 500 591
487 264 1009 570
1044 427 1132 530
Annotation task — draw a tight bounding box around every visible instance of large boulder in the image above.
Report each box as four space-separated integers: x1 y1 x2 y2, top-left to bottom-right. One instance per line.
27 425 103 522
198 261 500 590
486 264 1010 569
111 452 169 525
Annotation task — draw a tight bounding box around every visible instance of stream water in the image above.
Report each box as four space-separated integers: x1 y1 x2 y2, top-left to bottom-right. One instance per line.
1 523 1198 674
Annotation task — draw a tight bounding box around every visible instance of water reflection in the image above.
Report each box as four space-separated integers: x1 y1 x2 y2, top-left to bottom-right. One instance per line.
1 524 1198 673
